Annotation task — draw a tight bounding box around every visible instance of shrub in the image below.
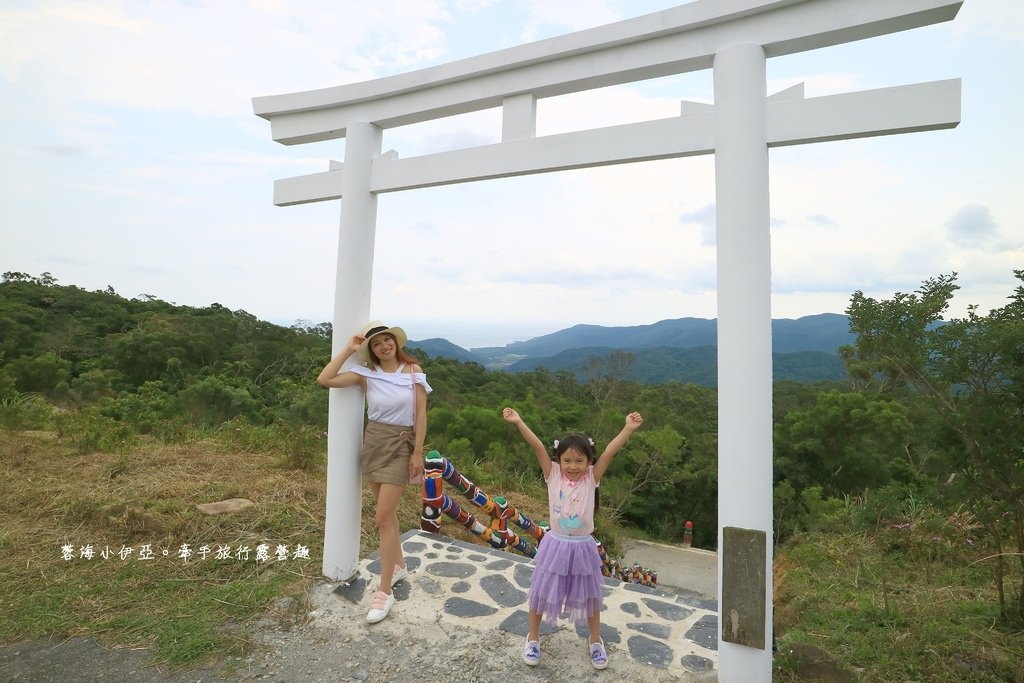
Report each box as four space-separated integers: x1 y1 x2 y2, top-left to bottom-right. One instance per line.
0 392 53 431
54 405 137 454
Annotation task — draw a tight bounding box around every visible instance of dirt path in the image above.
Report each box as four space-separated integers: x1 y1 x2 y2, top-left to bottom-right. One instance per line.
1 584 705 683
0 636 223 682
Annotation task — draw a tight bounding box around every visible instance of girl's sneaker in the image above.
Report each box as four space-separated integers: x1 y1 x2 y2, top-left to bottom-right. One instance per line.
590 640 608 670
522 640 541 666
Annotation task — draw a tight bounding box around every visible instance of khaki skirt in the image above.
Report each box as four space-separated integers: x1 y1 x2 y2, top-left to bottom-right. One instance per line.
361 420 414 486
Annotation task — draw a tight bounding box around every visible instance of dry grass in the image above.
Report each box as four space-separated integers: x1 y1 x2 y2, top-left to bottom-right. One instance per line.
0 430 552 667
1 430 326 561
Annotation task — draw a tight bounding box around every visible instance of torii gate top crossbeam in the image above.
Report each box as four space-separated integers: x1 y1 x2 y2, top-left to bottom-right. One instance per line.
252 0 961 145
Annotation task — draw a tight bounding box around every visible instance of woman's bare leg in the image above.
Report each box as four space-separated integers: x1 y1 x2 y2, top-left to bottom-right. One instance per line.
370 481 404 591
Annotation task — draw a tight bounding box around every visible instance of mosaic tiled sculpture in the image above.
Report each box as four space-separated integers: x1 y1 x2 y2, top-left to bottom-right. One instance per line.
420 451 657 587
420 451 544 557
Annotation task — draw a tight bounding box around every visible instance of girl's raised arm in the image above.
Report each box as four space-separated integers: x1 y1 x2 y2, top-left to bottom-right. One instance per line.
502 407 551 479
593 412 643 482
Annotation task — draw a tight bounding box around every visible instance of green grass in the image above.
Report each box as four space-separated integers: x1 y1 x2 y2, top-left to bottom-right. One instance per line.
773 530 1023 682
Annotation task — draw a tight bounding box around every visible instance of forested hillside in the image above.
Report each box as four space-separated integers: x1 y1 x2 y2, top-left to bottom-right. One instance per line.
471 312 853 358
2 270 1022 640
412 313 853 383
503 345 846 385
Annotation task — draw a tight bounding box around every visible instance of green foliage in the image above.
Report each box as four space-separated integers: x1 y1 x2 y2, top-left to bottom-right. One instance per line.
4 351 72 395
446 404 507 456
261 378 327 426
844 271 1024 623
176 375 259 426
774 484 848 545
99 381 175 434
603 424 714 541
0 392 53 431
774 390 910 496
54 403 138 454
69 367 124 403
214 418 325 470
773 480 801 543
0 275 331 426
0 372 16 400
508 345 847 385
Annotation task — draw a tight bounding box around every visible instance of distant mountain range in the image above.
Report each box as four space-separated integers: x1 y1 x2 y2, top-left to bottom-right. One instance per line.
407 313 854 386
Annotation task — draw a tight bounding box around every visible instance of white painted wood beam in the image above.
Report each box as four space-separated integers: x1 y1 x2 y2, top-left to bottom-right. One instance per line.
273 168 343 206
767 82 804 102
373 112 716 193
271 78 959 205
252 0 961 145
502 93 537 141
767 78 961 146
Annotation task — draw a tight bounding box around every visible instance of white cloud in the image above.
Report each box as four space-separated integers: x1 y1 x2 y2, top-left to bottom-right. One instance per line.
0 1 454 118
806 214 837 227
679 203 716 246
945 203 998 247
952 0 1024 47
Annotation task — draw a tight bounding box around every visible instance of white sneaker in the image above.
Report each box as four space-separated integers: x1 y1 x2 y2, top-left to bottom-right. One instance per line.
522 640 541 666
391 564 409 587
366 590 395 623
590 640 608 670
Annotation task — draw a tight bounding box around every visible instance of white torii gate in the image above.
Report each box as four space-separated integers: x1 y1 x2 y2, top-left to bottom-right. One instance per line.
253 1 961 679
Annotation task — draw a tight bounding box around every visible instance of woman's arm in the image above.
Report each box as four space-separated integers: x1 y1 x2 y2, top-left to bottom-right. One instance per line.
502 407 551 479
593 412 643 482
316 335 366 389
409 364 427 482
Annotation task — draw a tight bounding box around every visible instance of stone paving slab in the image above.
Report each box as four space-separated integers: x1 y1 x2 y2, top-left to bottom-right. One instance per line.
331 530 718 679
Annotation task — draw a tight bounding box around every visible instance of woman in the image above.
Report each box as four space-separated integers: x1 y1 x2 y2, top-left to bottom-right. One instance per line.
317 321 430 623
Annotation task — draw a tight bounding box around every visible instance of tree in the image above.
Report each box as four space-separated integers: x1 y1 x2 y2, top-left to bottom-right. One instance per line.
581 350 636 433
5 351 72 396
773 390 910 497
447 405 508 457
843 271 1024 623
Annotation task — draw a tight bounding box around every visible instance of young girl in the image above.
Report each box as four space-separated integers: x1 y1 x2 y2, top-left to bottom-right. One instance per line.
317 321 430 623
502 407 644 670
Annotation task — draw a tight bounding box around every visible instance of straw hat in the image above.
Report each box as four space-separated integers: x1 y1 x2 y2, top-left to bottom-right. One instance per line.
356 321 408 364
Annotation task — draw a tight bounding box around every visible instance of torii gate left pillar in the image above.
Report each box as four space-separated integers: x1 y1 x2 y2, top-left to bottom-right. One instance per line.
321 122 381 580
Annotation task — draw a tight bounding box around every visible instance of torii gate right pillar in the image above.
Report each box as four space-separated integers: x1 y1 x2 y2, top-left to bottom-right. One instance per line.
714 43 774 680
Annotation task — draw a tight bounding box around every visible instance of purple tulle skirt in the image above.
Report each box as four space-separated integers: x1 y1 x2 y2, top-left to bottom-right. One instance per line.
527 532 604 626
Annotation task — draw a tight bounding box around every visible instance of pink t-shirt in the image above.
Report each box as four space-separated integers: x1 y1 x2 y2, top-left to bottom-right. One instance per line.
546 462 598 536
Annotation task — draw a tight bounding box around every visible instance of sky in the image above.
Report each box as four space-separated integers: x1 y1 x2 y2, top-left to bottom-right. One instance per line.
1 1 1022 349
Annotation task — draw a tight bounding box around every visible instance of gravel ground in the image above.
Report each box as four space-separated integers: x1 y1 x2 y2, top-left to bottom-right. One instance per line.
235 581 700 683
1 580 706 683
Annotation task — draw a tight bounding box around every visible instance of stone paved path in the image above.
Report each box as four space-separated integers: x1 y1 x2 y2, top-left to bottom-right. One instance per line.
331 530 719 679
